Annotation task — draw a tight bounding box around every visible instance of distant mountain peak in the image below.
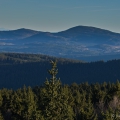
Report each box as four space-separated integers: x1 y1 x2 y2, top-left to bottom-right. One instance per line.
59 25 114 33
54 25 120 39
0 28 39 40
11 28 37 32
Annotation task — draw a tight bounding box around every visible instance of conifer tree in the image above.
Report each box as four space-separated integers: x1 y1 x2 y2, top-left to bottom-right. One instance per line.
0 90 2 108
79 95 98 120
40 60 74 120
10 90 24 120
10 86 41 120
0 112 3 120
101 107 115 120
0 90 3 120
21 86 41 120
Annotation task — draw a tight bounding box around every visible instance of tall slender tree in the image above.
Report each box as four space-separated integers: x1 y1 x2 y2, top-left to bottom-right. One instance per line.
40 60 74 120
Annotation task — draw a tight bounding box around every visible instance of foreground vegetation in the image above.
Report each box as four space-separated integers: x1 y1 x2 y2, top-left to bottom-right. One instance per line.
0 61 120 120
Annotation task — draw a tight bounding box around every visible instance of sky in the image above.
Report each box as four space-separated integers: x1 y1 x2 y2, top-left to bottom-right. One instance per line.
0 0 120 33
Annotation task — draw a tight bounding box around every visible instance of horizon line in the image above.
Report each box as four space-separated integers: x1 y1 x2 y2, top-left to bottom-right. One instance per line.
0 25 120 34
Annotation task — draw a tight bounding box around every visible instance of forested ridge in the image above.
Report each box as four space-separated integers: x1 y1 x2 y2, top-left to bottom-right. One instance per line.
0 53 120 89
0 61 120 120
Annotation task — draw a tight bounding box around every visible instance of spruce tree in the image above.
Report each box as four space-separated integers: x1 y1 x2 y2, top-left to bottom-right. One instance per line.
0 90 3 120
21 86 41 120
0 90 2 108
79 95 98 120
40 60 74 120
101 107 115 120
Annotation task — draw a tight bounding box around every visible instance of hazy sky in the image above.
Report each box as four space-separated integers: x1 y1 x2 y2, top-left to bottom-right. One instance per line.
0 0 120 32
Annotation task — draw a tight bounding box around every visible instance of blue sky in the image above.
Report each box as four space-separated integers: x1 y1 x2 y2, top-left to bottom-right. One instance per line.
0 0 120 32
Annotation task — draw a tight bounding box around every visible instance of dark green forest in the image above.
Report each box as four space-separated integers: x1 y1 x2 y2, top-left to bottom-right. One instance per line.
0 60 120 120
0 53 120 89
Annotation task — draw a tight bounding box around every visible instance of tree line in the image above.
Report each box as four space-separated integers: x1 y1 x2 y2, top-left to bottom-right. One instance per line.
0 61 120 120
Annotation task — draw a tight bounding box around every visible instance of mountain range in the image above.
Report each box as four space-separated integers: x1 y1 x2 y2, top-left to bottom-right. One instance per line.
1 26 120 61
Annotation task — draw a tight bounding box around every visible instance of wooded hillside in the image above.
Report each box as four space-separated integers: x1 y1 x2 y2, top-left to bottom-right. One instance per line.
0 61 120 120
0 53 120 89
